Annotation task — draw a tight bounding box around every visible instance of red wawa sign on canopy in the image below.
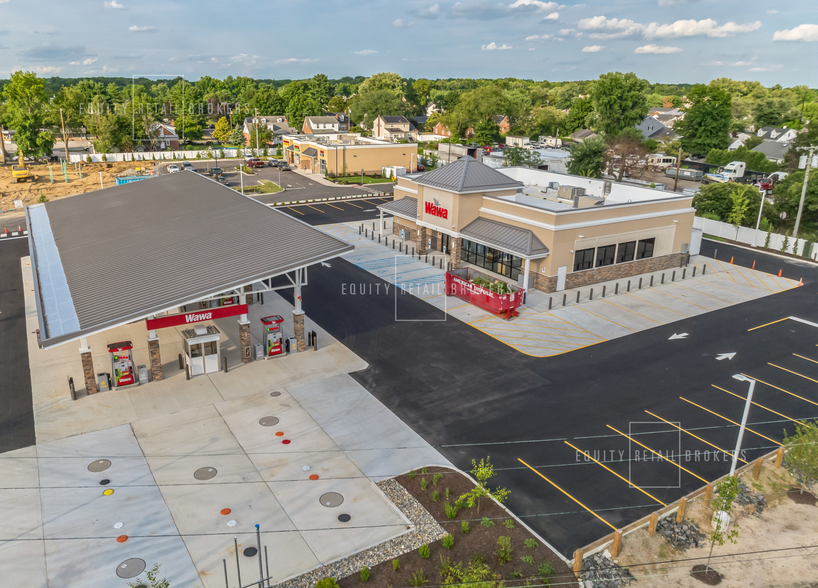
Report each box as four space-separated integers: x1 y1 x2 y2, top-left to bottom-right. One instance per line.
146 304 248 330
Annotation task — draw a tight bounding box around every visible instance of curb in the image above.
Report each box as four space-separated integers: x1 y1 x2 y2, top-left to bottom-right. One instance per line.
1 226 28 239
267 192 393 207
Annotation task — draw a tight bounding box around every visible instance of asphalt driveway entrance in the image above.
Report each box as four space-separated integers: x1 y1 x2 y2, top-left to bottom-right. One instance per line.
287 247 818 556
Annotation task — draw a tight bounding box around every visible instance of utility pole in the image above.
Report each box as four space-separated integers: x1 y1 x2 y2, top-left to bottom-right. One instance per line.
793 145 815 240
673 146 682 192
255 108 260 156
60 108 69 168
0 124 7 164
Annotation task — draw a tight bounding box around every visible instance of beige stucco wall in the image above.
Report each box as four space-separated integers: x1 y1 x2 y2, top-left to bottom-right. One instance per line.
289 139 415 175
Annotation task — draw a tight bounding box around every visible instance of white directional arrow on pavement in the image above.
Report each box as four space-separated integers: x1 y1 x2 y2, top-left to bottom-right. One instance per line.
669 333 689 340
320 261 332 267
716 353 736 361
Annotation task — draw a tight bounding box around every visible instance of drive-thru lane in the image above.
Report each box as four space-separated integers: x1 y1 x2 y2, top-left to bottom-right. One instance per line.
281 245 818 555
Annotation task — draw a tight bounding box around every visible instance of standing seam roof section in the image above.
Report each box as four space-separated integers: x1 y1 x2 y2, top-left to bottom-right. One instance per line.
35 172 353 346
377 197 418 218
460 217 549 257
414 156 523 193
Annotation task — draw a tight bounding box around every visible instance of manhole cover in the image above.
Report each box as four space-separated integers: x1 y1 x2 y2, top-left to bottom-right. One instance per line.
116 558 146 579
270 391 282 397
88 459 111 472
259 416 280 427
319 492 344 507
194 467 217 480
338 514 351 523
243 547 258 557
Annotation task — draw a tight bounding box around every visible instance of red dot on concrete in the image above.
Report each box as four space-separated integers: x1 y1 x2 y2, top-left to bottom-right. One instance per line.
116 535 128 543
282 439 291 445
309 474 319 480
275 431 284 437
220 508 232 515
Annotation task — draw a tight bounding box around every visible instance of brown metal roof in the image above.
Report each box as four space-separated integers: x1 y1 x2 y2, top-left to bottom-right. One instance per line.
460 217 550 258
26 171 353 348
414 156 522 194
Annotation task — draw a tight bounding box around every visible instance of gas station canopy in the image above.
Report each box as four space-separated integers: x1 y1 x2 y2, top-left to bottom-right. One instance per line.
26 171 353 349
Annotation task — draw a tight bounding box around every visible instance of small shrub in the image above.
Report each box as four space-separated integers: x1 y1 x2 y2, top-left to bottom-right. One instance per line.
38 194 49 203
360 567 370 582
408 469 416 479
392 558 400 572
538 562 555 584
481 517 495 528
445 488 450 499
496 536 513 565
419 544 430 559
441 534 454 549
503 519 515 529
520 555 535 565
196 151 201 159
471 553 487 565
432 490 440 502
420 478 428 490
511 570 523 579
85 155 92 163
408 570 427 587
444 501 459 519
315 578 339 588
101 154 107 162
433 473 444 484
422 467 428 474
461 521 470 534
524 538 538 549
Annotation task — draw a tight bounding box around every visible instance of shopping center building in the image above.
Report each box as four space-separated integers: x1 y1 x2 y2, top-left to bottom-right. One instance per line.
282 133 417 176
378 156 695 293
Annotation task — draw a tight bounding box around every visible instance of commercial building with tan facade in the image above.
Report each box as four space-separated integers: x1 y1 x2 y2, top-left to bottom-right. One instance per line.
377 156 695 293
282 133 417 176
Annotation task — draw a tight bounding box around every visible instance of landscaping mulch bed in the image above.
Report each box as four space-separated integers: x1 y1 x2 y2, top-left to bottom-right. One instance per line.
690 564 723 585
339 466 573 588
786 487 817 506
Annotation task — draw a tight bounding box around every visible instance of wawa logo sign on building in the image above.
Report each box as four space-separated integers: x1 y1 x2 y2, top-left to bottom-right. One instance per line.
424 198 449 219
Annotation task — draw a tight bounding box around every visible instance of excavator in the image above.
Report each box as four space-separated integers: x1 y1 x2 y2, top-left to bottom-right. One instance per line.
11 154 35 183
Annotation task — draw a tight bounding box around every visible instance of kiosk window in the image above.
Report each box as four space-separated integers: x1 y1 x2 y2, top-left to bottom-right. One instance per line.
617 241 636 263
636 238 655 260
204 341 218 355
596 245 616 267
573 248 595 271
189 344 203 358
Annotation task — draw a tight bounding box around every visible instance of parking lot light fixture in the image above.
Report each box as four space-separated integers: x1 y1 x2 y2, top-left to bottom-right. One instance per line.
730 374 756 476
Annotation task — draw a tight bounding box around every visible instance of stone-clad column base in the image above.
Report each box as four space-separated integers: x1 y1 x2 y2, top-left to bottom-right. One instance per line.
293 311 306 352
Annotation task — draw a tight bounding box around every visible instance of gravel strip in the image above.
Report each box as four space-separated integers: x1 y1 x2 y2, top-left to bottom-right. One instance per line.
275 478 447 588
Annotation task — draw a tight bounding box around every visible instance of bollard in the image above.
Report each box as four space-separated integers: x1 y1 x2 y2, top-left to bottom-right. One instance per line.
661 273 665 285
648 513 659 536
639 277 643 289
703 264 707 275
68 376 76 401
590 288 593 300
223 356 228 373
714 248 718 260
602 285 606 298
611 530 623 558
439 258 443 269
563 293 567 306
178 353 184 369
573 550 583 579
312 330 318 351
378 234 381 244
676 498 687 523
615 283 619 295
186 365 190 380
261 292 264 304
704 483 714 507
392 240 395 250
359 225 361 234
693 266 697 277
672 271 676 282
682 269 686 280
576 291 580 304
628 280 631 292
774 446 785 467
426 253 428 263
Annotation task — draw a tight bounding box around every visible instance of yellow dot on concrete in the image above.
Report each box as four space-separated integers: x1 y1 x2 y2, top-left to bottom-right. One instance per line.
103 489 114 496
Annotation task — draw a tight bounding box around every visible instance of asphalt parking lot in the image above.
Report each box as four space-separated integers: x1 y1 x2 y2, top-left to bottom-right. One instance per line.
278 196 391 225
281 240 818 555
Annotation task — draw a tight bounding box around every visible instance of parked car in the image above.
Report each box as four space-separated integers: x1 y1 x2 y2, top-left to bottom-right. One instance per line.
245 158 265 168
208 167 224 177
279 163 291 171
182 162 193 170
268 159 279 167
167 164 180 173
415 163 425 172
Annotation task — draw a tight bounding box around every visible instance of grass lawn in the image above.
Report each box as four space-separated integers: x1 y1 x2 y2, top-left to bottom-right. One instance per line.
240 180 282 194
332 175 394 185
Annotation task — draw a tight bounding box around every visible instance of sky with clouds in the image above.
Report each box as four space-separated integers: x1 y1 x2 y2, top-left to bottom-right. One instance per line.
0 0 815 86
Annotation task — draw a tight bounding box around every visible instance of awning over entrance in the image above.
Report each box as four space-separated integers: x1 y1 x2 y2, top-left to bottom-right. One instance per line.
301 147 318 157
26 171 354 348
460 217 550 258
377 196 417 218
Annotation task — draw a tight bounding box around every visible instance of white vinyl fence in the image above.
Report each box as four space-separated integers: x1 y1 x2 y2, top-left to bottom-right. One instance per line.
67 147 271 164
694 216 818 260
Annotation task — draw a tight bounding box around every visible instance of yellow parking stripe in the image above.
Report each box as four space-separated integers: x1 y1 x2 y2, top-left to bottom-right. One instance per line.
714 260 738 283
748 317 789 331
794 353 818 364
518 458 617 530
345 200 364 209
679 397 782 446
564 441 667 506
285 206 304 216
646 287 711 311
607 425 708 483
728 263 756 288
712 385 799 425
688 277 754 299
305 204 325 213
768 363 818 384
477 328 600 342
742 373 818 408
325 202 344 211
644 410 746 464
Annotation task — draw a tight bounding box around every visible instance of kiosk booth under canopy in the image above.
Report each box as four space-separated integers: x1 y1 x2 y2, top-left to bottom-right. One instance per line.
25 171 353 395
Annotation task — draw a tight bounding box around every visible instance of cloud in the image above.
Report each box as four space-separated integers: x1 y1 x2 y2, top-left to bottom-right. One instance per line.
418 3 440 18
749 67 773 72
18 44 93 62
509 0 561 11
542 11 559 21
32 66 62 74
129 25 157 32
104 0 124 7
773 24 818 42
451 0 561 20
275 57 319 64
657 0 697 5
111 53 144 59
481 42 513 50
74 57 98 65
581 45 604 52
578 15 761 40
354 49 378 55
558 28 575 35
634 44 682 53
392 18 414 27
525 34 554 41
766 10 778 14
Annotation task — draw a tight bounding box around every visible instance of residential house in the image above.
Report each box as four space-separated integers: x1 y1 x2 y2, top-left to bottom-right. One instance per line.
492 115 511 135
411 115 429 130
755 126 798 142
149 122 179 150
570 129 598 143
647 107 685 127
751 140 790 163
324 112 351 132
635 117 675 141
243 116 297 146
372 115 416 142
302 114 350 134
432 122 474 140
727 132 752 151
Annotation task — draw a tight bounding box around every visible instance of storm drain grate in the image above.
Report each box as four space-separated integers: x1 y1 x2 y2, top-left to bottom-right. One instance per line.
319 492 344 507
88 459 111 472
194 467 218 480
116 558 146 579
259 416 280 427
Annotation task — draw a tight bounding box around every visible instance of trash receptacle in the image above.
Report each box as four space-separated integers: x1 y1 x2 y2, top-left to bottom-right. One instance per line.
287 337 298 354
253 343 263 360
137 365 149 385
97 373 110 393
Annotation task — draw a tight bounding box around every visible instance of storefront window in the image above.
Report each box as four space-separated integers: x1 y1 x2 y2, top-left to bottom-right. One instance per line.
573 248 595 271
596 245 616 267
461 239 522 281
636 238 655 260
616 241 636 263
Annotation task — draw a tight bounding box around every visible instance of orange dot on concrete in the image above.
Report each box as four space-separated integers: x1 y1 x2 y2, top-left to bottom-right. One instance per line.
220 508 232 515
309 474 319 480
116 535 128 543
275 431 284 437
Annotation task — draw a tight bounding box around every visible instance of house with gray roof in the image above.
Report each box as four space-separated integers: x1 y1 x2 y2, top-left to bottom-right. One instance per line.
372 115 416 142
751 140 790 163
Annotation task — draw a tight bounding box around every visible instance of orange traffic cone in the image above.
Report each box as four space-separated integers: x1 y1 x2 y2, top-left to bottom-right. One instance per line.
730 256 734 264
752 260 756 269
798 278 803 286
778 269 783 277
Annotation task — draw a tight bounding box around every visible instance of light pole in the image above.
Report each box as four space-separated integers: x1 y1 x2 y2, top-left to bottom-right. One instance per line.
752 186 765 247
730 374 756 476
793 145 815 239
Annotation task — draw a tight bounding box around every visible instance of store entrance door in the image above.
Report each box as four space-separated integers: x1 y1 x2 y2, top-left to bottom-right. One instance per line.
439 232 451 254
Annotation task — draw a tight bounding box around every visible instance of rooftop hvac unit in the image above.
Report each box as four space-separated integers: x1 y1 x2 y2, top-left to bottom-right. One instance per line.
557 185 586 200
548 182 560 190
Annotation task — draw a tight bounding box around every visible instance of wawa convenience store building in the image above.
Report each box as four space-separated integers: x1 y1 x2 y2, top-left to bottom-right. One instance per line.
378 156 695 293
